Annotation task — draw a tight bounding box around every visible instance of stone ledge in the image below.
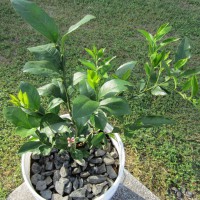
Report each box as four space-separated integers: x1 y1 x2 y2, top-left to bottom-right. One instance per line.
7 170 159 200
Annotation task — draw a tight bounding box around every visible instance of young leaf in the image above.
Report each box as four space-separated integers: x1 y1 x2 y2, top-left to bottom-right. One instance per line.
175 37 191 62
115 61 137 80
191 75 199 97
151 86 167 96
85 48 96 60
20 82 40 110
18 141 42 155
72 95 99 120
182 79 191 91
66 15 95 35
174 58 188 70
127 116 174 130
98 79 132 99
160 37 179 47
87 70 100 89
155 23 172 40
100 97 131 116
11 0 59 42
144 62 151 77
138 29 154 44
23 61 60 76
79 59 96 70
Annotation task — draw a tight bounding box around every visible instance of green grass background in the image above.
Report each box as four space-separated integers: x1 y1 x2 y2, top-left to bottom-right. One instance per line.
0 0 199 199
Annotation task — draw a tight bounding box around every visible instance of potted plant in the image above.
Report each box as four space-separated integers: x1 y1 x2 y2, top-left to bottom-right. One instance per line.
4 0 199 200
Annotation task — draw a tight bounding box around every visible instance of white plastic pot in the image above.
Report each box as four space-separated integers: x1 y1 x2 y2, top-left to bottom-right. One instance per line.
21 123 125 200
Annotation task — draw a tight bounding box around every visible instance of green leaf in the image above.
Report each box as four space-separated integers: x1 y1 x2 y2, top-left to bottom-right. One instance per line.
182 79 191 91
79 79 95 99
160 37 179 47
18 141 42 154
174 58 188 70
144 62 151 77
28 43 61 66
85 48 96 60
139 79 146 91
72 95 99 120
155 23 172 40
115 61 137 80
20 82 40 110
100 97 131 116
70 149 83 160
11 0 59 42
79 59 96 70
180 67 200 77
23 61 60 76
41 113 64 127
175 37 191 62
99 79 132 99
39 145 52 156
138 29 154 44
66 15 95 35
73 72 86 86
15 127 36 138
91 110 107 130
128 116 174 130
151 86 167 96
3 107 32 128
191 75 199 97
91 132 105 147
47 98 64 111
38 83 59 96
87 70 100 89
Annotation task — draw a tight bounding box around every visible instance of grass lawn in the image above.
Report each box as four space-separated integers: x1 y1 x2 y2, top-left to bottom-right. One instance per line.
0 0 199 199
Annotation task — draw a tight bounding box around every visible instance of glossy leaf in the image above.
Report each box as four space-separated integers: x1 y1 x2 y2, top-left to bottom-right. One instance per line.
28 43 61 66
18 141 42 154
38 83 59 96
98 79 132 99
73 72 86 86
72 95 99 120
85 48 96 60
175 37 191 62
100 97 131 116
47 98 64 111
128 116 174 130
23 61 60 76
79 79 95 99
20 82 40 110
115 61 136 80
11 0 59 42
151 86 167 96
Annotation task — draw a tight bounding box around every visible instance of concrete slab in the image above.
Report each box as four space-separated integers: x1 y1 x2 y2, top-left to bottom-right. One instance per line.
7 169 159 200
